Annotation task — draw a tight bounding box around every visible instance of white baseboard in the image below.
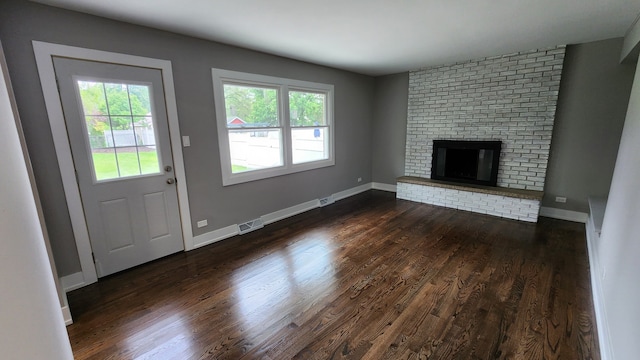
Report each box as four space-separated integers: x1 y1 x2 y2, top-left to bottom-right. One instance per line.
261 199 320 225
61 289 73 325
585 218 613 360
539 206 588 223
332 183 371 201
261 183 387 225
62 305 73 326
61 271 85 292
372 182 397 192
192 183 377 249
192 224 239 249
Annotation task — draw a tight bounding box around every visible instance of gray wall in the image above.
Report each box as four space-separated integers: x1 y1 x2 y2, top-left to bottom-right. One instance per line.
544 38 636 212
372 73 408 184
0 0 374 276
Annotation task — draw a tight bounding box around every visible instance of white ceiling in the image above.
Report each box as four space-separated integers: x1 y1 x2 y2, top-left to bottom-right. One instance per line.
32 0 640 76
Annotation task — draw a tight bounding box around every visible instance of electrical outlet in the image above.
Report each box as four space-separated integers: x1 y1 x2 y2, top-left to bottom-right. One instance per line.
357 177 362 183
197 219 208 228
555 196 567 203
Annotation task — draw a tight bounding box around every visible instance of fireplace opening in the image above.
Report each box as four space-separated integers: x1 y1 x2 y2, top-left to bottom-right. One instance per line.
431 140 501 187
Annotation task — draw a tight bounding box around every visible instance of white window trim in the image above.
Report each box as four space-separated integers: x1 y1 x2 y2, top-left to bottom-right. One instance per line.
212 68 335 186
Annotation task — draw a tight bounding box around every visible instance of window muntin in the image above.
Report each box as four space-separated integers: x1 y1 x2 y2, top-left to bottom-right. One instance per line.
212 69 334 186
76 79 161 182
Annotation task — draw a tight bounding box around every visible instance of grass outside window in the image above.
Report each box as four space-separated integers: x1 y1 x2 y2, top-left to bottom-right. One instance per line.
92 151 159 180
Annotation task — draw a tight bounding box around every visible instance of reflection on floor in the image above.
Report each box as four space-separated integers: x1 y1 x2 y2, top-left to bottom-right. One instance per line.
67 190 599 359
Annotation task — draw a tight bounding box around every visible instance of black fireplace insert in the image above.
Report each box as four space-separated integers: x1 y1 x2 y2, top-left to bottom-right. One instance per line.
431 140 501 187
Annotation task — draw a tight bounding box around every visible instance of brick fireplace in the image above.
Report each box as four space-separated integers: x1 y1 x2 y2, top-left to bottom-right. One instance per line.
398 46 566 222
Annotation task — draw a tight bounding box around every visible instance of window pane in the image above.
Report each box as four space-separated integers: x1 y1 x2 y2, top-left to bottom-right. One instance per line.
229 129 282 173
223 84 278 128
292 127 329 164
289 91 326 127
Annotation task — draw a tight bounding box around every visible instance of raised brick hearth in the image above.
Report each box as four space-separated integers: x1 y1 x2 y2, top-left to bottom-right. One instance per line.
397 177 543 222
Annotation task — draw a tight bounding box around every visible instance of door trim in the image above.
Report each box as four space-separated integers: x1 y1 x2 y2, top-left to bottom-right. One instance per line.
33 41 195 287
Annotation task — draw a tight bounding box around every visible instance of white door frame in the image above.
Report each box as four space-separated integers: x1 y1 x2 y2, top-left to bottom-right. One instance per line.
33 41 195 288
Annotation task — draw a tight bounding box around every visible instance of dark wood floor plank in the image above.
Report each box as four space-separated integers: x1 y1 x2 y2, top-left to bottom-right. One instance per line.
66 190 600 359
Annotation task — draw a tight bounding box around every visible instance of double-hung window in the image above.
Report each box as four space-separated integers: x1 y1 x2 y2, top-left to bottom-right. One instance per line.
212 69 334 185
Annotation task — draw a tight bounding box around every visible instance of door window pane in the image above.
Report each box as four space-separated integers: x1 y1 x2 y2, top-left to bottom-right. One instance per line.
77 80 161 181
85 115 111 149
92 148 118 181
78 82 107 116
104 83 132 116
138 149 160 175
132 116 157 147
128 84 152 115
115 147 143 177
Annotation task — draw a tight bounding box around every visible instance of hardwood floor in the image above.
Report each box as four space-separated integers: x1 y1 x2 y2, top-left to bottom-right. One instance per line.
66 190 599 359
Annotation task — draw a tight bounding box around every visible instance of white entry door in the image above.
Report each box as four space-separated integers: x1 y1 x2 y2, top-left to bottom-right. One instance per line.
53 57 184 277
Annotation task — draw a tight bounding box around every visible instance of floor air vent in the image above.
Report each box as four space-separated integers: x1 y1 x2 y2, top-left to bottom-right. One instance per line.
319 196 334 207
238 218 264 235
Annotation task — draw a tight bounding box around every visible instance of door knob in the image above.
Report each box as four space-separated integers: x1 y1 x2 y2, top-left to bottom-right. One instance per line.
166 178 175 184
